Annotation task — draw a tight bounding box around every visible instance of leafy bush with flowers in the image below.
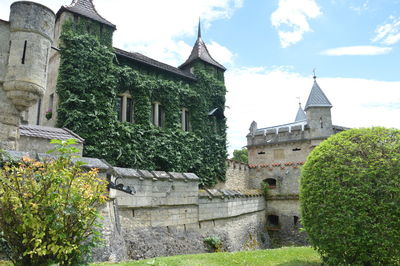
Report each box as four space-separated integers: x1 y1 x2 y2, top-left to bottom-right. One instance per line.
0 139 108 265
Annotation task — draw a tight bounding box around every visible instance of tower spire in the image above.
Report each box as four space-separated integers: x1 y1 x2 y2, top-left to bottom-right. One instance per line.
198 18 202 39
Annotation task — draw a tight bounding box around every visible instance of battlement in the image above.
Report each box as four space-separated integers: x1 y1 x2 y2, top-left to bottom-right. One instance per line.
247 122 311 147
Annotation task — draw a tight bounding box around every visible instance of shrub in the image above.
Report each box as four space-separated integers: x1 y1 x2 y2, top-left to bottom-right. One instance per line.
204 236 222 252
300 127 400 265
0 139 108 265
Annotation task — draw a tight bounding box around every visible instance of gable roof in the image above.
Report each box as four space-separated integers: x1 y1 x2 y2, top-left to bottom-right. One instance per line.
57 0 116 28
20 125 85 143
295 104 307 122
114 48 196 80
304 80 332 110
179 22 226 71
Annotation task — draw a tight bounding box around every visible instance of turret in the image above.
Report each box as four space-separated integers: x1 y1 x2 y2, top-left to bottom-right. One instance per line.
3 1 55 112
304 76 333 139
179 20 226 76
294 103 306 122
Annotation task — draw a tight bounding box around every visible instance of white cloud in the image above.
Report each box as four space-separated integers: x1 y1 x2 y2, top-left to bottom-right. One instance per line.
372 16 400 45
225 67 400 155
271 0 322 48
321 46 392 56
349 0 369 14
207 41 236 66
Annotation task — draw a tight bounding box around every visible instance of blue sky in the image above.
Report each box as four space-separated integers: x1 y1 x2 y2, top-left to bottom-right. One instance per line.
1 0 399 154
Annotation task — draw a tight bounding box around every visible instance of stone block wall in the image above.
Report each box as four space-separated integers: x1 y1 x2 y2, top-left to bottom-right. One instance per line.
97 165 270 261
214 159 250 191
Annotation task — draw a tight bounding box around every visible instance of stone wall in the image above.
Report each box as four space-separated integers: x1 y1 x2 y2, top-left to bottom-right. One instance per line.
0 19 19 150
214 159 249 191
99 166 269 261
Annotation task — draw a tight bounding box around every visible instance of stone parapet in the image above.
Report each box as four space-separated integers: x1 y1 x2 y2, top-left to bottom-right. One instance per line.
199 189 265 221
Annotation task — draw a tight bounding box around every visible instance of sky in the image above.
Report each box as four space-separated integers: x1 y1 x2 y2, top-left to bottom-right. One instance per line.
1 0 399 155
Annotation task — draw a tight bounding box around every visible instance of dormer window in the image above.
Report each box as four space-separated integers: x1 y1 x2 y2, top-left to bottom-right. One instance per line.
116 91 134 123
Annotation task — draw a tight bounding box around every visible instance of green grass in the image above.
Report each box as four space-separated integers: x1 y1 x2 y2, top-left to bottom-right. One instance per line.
92 246 321 266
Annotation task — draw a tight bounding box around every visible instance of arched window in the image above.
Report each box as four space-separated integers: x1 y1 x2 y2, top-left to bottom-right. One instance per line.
264 178 277 189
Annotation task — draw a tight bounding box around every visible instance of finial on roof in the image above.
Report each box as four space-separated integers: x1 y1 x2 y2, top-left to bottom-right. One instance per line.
198 18 202 39
297 96 301 107
313 68 317 80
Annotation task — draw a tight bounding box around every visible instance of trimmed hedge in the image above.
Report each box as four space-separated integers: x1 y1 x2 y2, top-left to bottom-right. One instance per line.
300 127 400 265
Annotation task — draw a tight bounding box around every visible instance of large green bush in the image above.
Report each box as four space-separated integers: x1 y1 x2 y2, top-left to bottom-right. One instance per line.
0 140 108 265
300 127 400 265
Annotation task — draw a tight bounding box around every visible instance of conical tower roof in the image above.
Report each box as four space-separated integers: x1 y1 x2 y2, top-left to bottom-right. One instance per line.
304 78 332 111
295 104 307 122
58 0 115 28
179 20 226 71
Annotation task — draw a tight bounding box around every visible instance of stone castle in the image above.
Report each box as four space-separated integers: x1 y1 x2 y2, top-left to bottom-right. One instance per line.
0 0 349 262
245 77 348 245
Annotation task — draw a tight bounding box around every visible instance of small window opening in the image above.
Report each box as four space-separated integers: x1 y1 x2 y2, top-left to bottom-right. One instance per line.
158 105 165 127
292 148 301 151
73 14 79 23
264 178 277 189
182 108 190 131
126 97 134 123
258 151 265 155
152 102 164 127
44 48 49 73
267 215 279 227
320 117 323 128
49 93 54 111
21 40 27 64
116 96 123 121
294 216 299 226
132 209 135 217
36 98 41 126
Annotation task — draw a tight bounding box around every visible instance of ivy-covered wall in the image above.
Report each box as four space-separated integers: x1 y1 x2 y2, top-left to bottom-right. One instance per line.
56 21 227 187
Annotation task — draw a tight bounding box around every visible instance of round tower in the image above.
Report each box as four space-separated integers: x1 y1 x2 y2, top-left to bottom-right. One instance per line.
3 1 55 111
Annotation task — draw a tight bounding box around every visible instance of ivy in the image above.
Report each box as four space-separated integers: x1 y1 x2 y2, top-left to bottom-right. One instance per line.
56 22 227 187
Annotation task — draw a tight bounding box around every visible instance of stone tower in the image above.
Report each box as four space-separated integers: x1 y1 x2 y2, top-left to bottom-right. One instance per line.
304 77 333 142
0 1 55 149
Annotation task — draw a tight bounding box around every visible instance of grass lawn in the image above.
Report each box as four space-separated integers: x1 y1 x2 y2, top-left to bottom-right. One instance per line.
93 246 321 266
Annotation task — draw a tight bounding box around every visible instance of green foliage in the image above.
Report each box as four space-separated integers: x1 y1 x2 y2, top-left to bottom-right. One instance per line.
300 127 400 265
204 236 222 252
0 139 108 265
232 148 248 164
261 182 269 199
56 21 227 187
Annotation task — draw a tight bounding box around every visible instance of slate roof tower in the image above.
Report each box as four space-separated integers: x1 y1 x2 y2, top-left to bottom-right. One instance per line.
305 76 333 139
294 103 306 122
179 20 226 72
57 0 116 28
